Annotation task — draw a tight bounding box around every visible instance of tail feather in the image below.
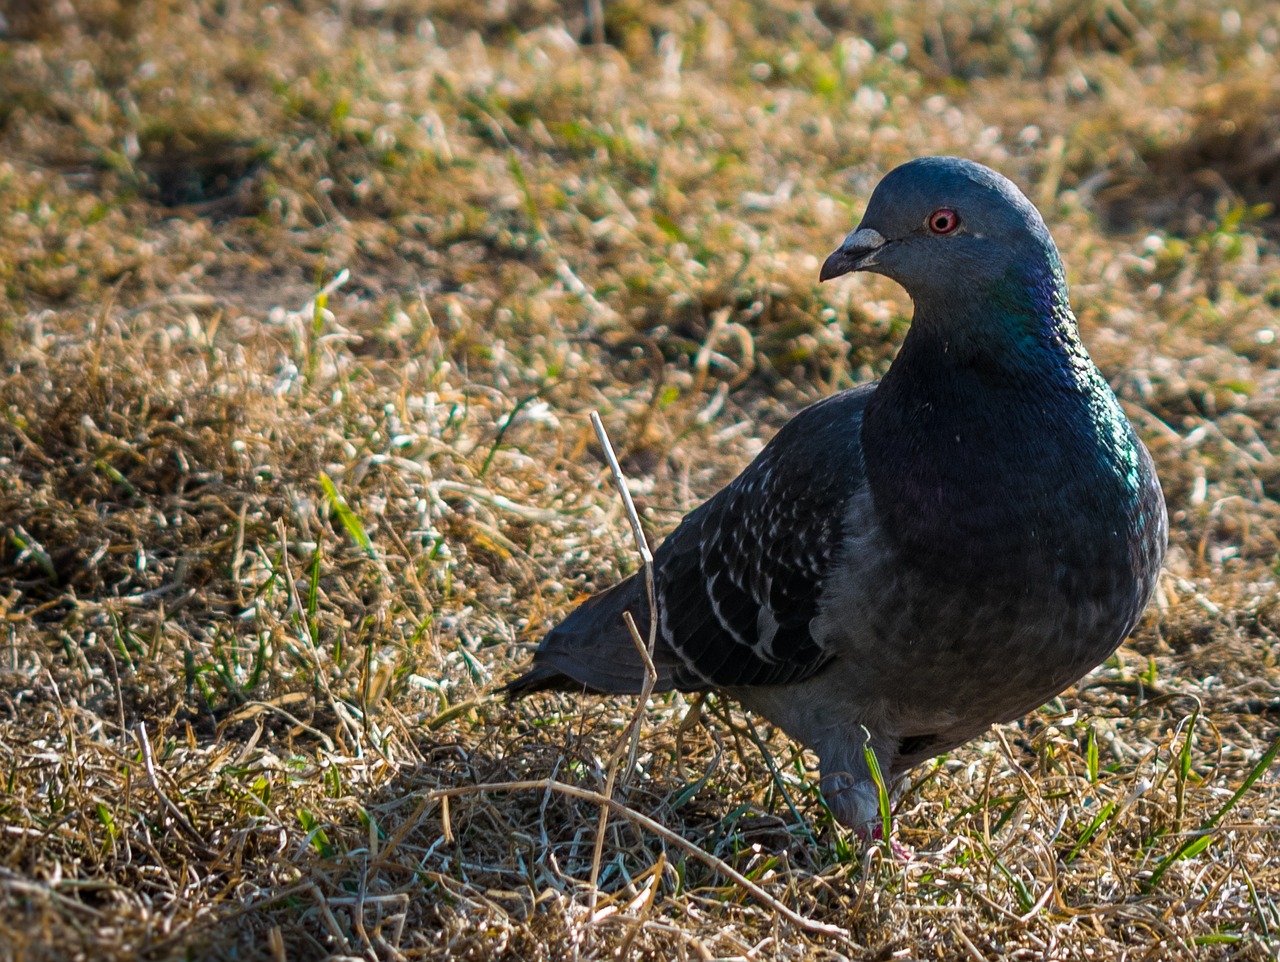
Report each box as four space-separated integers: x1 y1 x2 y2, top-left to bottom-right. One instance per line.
505 573 680 698
503 662 588 697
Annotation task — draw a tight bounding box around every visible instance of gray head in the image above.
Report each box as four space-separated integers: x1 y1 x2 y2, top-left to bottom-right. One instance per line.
820 157 1061 307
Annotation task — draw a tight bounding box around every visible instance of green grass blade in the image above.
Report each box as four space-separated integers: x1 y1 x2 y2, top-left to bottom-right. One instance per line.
1147 729 1280 890
318 472 375 557
861 728 892 848
305 541 322 647
1066 800 1115 861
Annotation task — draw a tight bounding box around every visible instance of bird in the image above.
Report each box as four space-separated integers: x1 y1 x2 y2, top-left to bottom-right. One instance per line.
506 156 1167 837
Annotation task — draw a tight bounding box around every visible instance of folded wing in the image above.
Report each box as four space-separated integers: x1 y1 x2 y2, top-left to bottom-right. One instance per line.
507 386 875 697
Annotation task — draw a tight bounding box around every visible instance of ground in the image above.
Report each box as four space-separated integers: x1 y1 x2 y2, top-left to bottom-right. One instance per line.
1 1 1279 959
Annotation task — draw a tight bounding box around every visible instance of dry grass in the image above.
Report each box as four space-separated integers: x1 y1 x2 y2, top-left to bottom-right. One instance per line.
2 1 1280 959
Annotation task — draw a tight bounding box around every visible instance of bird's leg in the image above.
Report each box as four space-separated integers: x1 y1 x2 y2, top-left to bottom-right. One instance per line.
823 774 915 861
820 732 915 860
819 769 881 829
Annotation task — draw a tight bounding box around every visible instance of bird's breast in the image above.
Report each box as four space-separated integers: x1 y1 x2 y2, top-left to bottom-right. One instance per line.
819 385 1164 721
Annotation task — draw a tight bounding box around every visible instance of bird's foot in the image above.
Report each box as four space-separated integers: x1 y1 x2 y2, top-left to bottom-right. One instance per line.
854 820 915 862
821 772 914 860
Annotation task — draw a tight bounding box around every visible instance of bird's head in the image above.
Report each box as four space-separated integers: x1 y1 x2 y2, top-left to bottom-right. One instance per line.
820 157 1062 307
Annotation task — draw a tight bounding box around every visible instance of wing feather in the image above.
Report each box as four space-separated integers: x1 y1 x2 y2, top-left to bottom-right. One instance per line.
656 386 874 690
510 385 876 697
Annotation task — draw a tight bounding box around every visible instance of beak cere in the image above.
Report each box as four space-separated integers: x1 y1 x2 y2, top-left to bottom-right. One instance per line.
819 227 887 281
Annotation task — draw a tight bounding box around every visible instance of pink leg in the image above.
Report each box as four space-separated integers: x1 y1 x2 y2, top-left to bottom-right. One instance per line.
855 820 916 862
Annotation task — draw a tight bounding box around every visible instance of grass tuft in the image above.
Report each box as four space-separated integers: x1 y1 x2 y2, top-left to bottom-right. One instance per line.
2 1 1280 958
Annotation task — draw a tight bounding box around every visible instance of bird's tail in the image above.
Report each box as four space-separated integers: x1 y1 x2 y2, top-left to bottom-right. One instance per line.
504 573 680 698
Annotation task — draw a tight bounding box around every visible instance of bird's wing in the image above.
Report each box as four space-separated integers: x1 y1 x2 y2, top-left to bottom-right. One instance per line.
654 385 873 689
507 385 875 698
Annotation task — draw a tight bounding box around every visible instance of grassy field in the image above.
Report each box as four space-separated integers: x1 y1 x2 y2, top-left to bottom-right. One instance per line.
2 1 1280 958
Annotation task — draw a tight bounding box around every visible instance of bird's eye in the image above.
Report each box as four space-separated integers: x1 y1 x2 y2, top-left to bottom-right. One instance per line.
927 208 960 235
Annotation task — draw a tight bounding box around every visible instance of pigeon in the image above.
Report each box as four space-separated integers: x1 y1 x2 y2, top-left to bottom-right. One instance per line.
507 156 1167 835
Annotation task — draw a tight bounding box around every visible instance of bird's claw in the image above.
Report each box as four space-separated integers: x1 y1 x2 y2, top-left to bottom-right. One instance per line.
855 820 916 862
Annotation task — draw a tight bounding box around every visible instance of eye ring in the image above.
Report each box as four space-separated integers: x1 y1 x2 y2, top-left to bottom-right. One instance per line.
927 208 960 235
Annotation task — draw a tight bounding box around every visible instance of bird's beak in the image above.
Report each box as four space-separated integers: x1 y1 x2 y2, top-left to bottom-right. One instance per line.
819 227 886 281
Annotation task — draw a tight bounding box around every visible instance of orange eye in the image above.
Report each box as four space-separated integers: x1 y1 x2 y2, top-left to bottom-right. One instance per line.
927 208 960 235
